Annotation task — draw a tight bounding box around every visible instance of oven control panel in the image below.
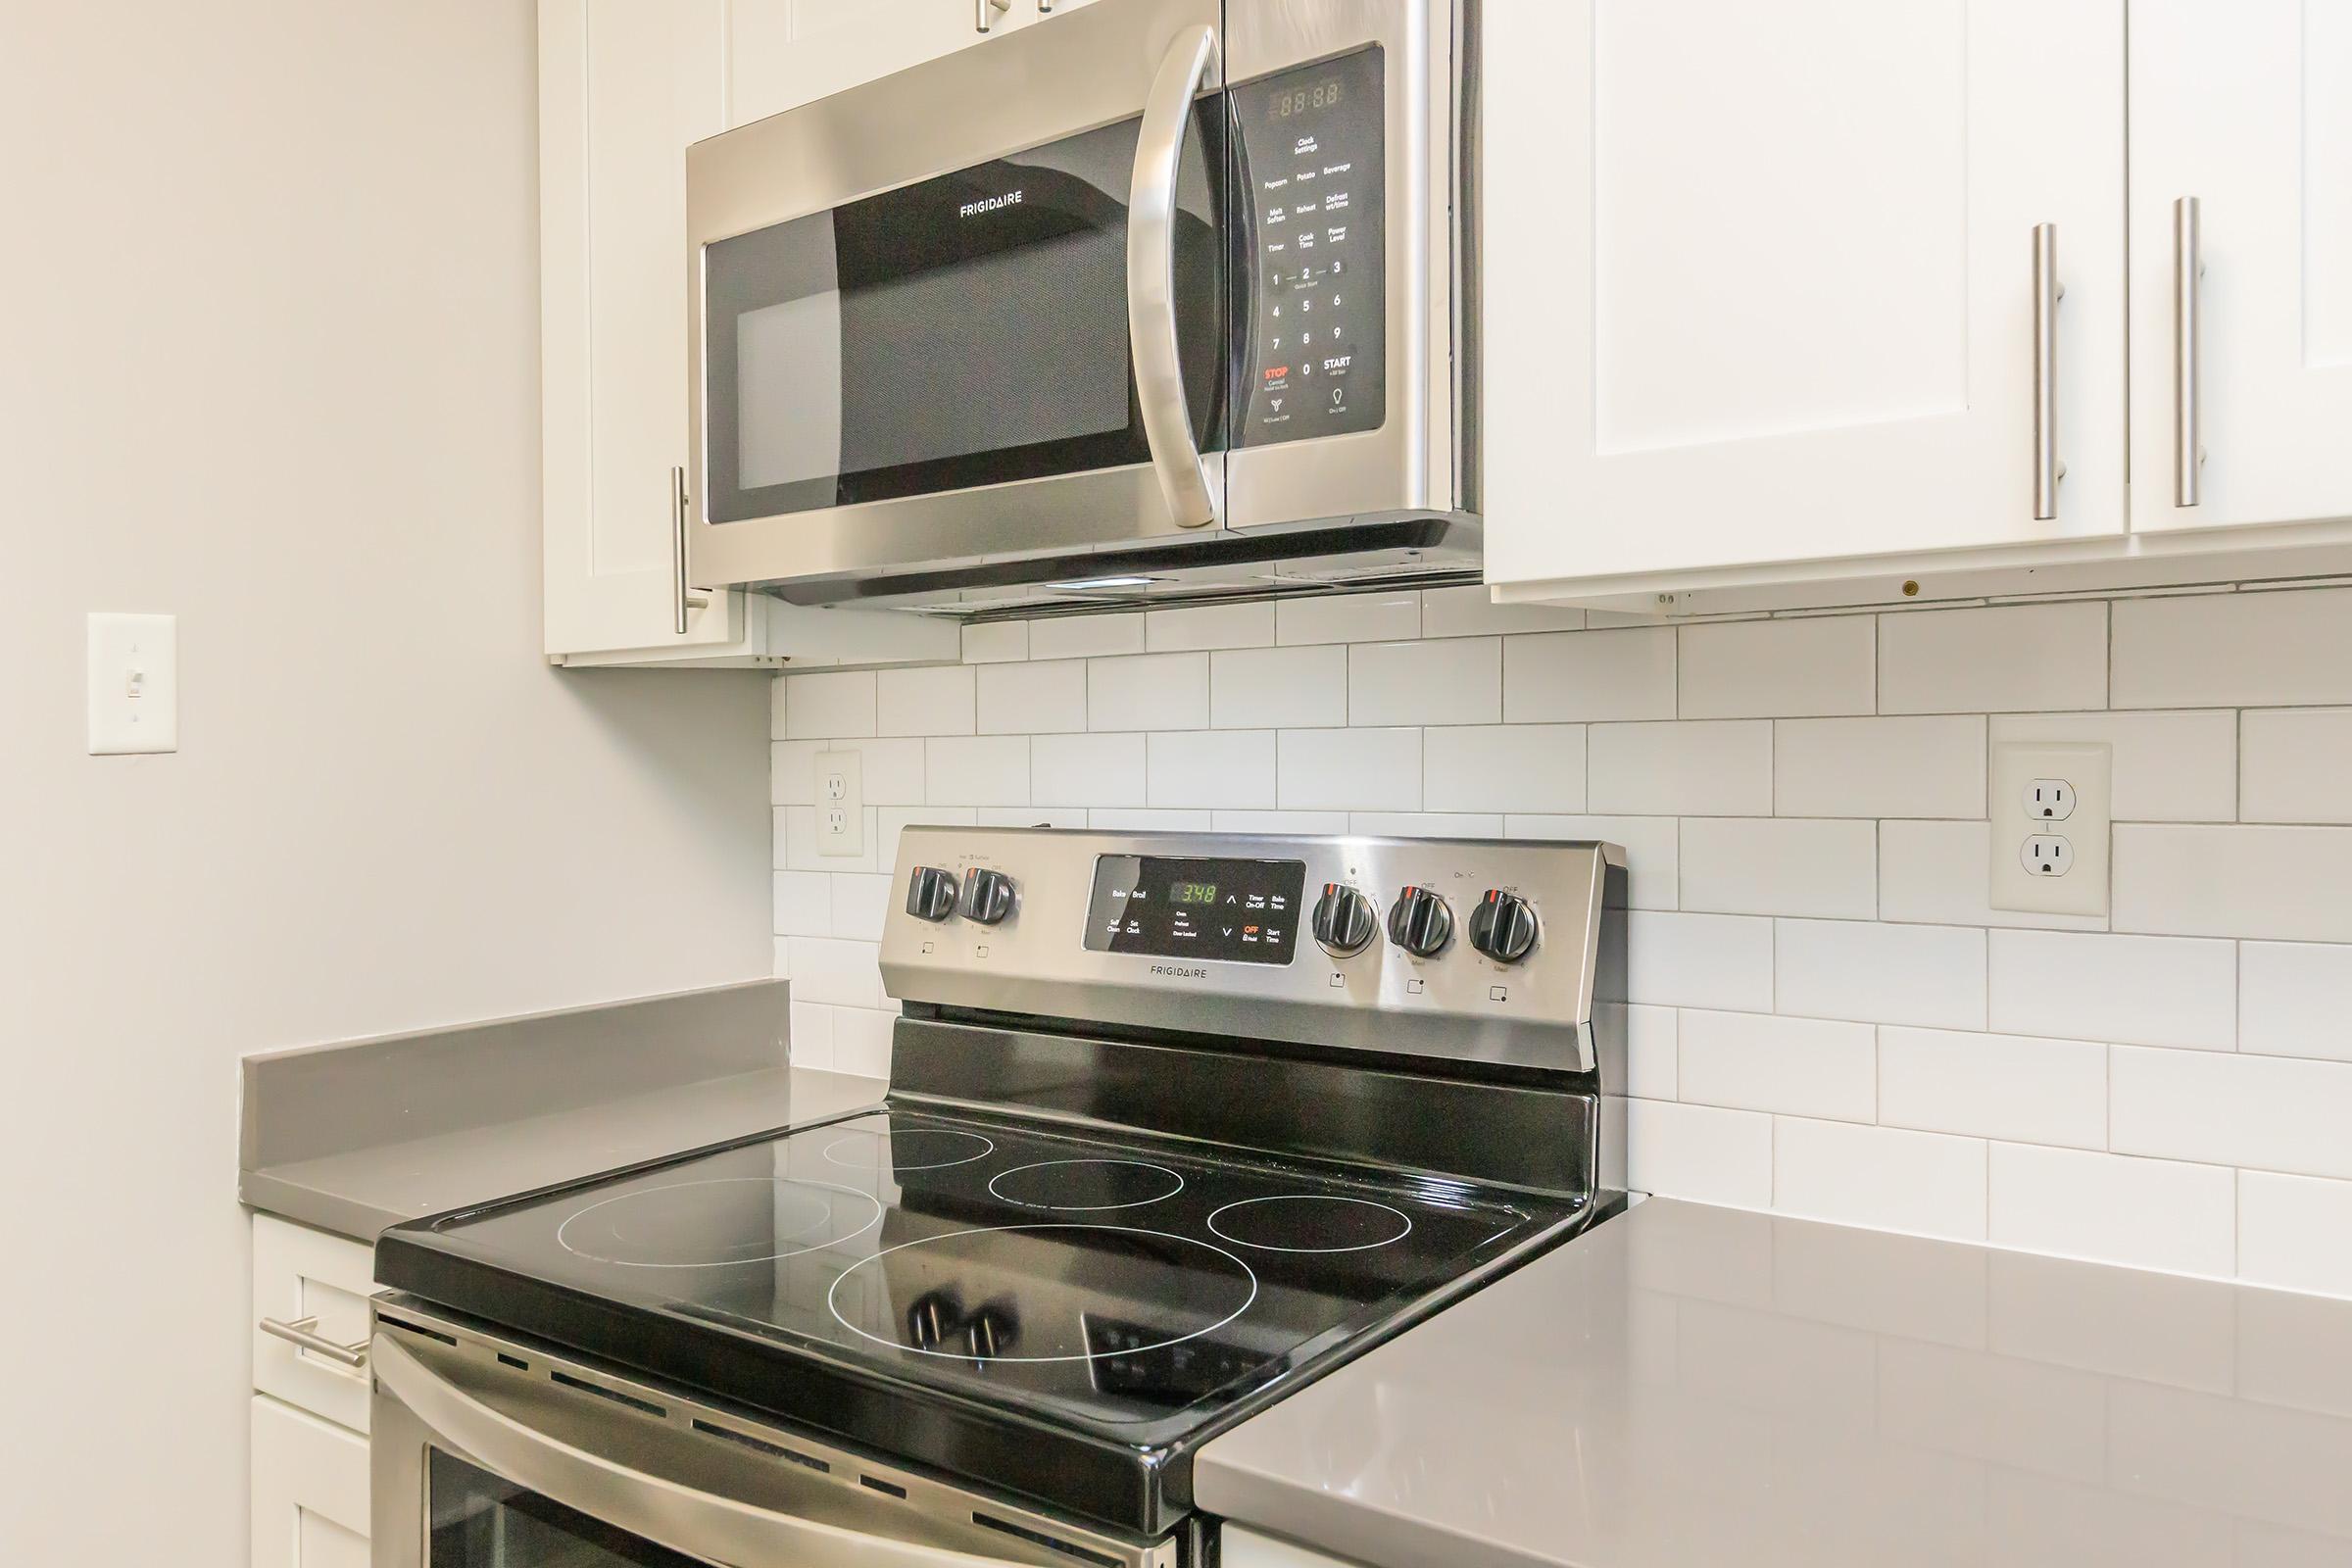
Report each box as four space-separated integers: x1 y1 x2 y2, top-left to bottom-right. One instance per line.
1233 46 1388 448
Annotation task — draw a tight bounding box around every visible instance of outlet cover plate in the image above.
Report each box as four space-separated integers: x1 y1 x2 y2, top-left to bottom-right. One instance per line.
1989 741 2110 916
814 750 863 858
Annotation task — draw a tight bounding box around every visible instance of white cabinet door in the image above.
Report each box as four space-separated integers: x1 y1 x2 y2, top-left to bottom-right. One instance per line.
251 1396 369 1568
729 0 1019 127
2129 0 2352 534
251 1215 376 1435
1483 0 2128 595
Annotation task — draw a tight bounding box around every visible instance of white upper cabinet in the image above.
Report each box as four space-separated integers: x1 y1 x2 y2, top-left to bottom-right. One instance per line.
539 0 958 667
1482 0 2128 595
2129 0 2352 534
730 0 1045 127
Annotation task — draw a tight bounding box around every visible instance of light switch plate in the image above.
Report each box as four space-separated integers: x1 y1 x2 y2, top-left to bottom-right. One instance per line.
87 612 178 755
1988 741 2110 916
814 750 863 857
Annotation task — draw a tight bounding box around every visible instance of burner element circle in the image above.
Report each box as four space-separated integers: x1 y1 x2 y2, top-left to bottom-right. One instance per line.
986 1158 1186 1211
555 1178 883 1269
821 1126 997 1173
826 1225 1259 1363
1205 1195 1416 1253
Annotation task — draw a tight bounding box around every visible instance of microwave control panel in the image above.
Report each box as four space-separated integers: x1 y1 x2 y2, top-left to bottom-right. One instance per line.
1233 46 1388 448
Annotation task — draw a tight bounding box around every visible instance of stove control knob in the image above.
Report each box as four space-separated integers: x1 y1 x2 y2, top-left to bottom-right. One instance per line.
958 866 1016 926
1468 891 1541 964
906 865 959 923
1386 886 1453 957
1311 883 1378 957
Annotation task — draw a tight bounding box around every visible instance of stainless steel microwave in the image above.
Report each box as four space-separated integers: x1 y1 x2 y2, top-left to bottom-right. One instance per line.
684 0 1480 616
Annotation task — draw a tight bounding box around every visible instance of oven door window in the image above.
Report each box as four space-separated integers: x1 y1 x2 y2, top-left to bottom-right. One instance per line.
428 1451 708 1568
702 103 1226 523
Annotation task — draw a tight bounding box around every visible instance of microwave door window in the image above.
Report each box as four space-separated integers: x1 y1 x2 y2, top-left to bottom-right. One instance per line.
703 105 1226 527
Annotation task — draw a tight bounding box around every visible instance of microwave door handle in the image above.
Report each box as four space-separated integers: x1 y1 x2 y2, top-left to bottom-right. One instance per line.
371 1335 1013 1568
1126 24 1220 529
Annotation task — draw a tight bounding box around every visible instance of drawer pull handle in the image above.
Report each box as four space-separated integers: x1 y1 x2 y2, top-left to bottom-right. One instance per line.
260 1314 369 1369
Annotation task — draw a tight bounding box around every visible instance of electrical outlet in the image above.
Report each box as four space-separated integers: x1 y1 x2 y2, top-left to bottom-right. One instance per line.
814 750 863 858
1989 742 2110 916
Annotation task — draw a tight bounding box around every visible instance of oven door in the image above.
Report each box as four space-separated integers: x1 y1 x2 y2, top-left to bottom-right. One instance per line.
368 1329 1170 1568
687 0 1229 598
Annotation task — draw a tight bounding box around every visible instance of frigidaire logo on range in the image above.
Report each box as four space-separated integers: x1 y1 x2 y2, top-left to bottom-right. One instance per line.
1149 963 1209 980
958 190 1024 218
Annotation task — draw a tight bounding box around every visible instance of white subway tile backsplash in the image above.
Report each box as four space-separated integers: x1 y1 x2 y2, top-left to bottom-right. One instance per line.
1210 645 1348 729
1878 1027 2107 1150
1589 720 1773 816
2112 587 2352 708
832 1006 895 1078
1507 814 1679 909
1988 930 2235 1051
1275 591 1420 646
1989 710 2236 822
1625 911 1774 1011
1776 919 1986 1030
1031 733 1144 807
1878 820 2106 932
830 874 893 943
1424 725 1585 814
923 737 1028 806
2112 1047 2352 1181
2239 1173 2352 1298
1349 637 1500 726
959 621 1028 663
1277 727 1421 810
978 661 1086 735
1421 584 1587 638
780 670 876 739
1678 1009 1876 1122
2115 824 2352 942
1775 716 1986 818
1775 1119 1988 1242
777 936 885 1008
1626 1100 1773 1208
2240 942 2352 1064
772 871 832 938
1030 612 1145 661
1679 818 1876 919
1988 1146 2236 1276
876 664 974 737
1148 730 1276 808
1088 653 1208 732
1347 812 1505 839
1879 603 2108 713
1503 628 1677 723
770 579 2352 1300
1680 615 1876 718
1145 602 1276 652
2241 710 2352 823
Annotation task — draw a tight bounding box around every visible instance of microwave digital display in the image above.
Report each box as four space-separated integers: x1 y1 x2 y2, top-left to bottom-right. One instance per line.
1232 46 1388 449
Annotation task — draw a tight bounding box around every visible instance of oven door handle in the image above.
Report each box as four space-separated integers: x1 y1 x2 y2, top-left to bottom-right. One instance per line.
1126 23 1220 530
371 1334 1016 1568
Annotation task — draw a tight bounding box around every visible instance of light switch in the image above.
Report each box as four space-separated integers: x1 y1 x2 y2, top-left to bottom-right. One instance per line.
87 612 177 755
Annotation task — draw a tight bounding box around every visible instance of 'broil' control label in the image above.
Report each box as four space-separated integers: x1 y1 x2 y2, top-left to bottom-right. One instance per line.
1235 46 1386 448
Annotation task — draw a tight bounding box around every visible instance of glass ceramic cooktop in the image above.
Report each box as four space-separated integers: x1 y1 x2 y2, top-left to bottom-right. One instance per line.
395 1104 1580 1434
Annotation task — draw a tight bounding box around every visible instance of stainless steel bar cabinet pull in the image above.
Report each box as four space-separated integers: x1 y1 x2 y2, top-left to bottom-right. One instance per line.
2175 195 2204 508
2033 221 2065 521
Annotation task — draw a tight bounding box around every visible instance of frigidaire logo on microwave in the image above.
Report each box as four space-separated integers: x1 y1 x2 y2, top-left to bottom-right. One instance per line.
958 190 1024 218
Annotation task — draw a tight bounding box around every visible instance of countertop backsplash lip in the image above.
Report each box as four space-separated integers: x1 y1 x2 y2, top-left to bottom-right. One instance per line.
774 580 2352 1303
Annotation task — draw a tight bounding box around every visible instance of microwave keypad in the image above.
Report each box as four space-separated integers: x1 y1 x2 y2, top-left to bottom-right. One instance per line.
1234 47 1387 448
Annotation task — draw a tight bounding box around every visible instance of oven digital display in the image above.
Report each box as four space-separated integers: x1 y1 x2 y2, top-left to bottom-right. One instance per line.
1084 856 1306 966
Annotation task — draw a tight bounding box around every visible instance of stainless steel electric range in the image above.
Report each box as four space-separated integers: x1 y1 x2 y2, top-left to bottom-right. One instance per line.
368 827 1627 1568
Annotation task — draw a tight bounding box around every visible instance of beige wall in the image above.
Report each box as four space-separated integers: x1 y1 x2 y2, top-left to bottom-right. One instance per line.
0 3 773 1559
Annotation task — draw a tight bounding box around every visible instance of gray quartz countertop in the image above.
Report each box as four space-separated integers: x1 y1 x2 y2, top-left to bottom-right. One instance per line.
239 979 882 1241
1198 1197 2352 1568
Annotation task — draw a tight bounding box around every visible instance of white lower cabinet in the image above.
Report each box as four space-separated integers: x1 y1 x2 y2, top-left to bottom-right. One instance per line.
251 1215 378 1568
1221 1527 1374 1568
252 1395 371 1568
